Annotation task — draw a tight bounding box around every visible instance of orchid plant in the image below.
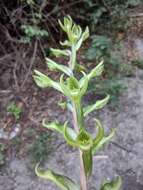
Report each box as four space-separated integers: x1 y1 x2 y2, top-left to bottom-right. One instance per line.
33 16 122 190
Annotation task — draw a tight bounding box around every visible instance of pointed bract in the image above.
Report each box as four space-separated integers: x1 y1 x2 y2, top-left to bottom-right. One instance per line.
82 149 93 178
35 164 80 190
46 57 72 76
33 70 63 92
100 176 122 190
92 129 115 155
83 95 110 116
50 48 69 57
87 60 104 81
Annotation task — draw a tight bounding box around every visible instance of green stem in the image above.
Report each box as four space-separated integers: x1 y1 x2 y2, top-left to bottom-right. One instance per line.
71 45 76 70
74 99 84 129
69 39 87 190
72 100 87 190
79 150 87 190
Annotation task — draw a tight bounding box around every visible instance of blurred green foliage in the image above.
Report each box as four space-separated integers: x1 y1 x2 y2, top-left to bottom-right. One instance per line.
132 59 143 69
86 34 133 104
31 132 53 164
7 102 22 120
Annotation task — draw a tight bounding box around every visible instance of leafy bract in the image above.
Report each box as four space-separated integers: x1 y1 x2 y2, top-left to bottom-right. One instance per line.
93 119 104 146
100 176 122 190
33 70 63 92
75 26 89 50
79 61 104 88
63 124 77 147
79 73 88 98
42 120 65 134
50 48 69 57
83 95 110 116
46 57 72 76
87 60 104 81
82 149 92 178
35 164 80 190
43 120 77 141
92 127 115 155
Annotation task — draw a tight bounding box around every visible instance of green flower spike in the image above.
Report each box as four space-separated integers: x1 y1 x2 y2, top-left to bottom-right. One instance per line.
33 16 122 190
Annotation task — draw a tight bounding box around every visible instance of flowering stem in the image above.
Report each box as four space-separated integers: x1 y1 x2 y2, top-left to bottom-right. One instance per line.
72 101 87 190
79 150 87 190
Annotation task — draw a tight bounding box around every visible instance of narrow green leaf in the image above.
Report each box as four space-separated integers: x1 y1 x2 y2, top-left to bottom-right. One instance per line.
87 60 104 81
93 119 104 147
82 26 90 41
35 164 80 190
92 129 115 155
50 48 69 57
60 75 71 97
94 95 110 110
43 120 77 143
79 73 88 98
33 70 52 88
60 40 71 47
75 26 89 51
33 70 63 92
100 176 122 190
82 149 93 178
42 119 65 134
46 58 72 76
75 36 83 51
75 64 86 72
63 123 77 147
58 19 66 32
83 95 110 117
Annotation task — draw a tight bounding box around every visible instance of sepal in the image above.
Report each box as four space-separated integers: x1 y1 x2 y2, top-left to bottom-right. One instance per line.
76 130 93 151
